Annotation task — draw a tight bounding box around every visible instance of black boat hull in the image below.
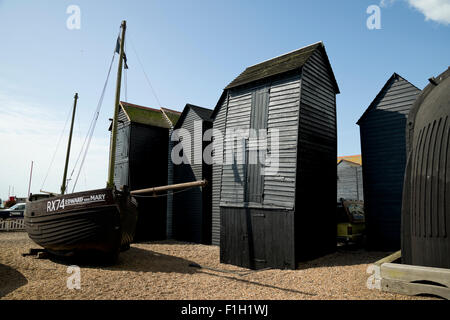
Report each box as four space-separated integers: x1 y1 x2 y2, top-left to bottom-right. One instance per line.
25 188 138 258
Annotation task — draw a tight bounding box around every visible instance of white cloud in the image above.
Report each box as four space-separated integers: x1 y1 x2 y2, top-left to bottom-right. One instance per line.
379 0 450 24
408 0 450 24
380 0 397 8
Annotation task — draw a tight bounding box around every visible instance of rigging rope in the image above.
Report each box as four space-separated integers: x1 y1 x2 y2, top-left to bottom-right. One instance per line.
124 39 128 101
68 33 121 187
128 31 163 107
124 68 128 102
76 111 88 190
40 103 73 191
70 50 117 193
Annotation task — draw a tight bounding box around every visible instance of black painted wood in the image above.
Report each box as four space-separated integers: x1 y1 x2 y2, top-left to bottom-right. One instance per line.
172 105 213 244
402 67 450 268
220 207 295 269
358 74 421 251
295 48 337 261
215 43 338 269
111 105 170 241
247 86 269 204
130 123 169 241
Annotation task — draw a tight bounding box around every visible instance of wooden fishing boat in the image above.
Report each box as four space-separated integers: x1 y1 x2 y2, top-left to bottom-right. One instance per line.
25 188 138 258
25 21 137 261
25 20 207 262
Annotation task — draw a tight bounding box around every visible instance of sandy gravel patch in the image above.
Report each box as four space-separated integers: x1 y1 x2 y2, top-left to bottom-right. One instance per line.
0 232 433 300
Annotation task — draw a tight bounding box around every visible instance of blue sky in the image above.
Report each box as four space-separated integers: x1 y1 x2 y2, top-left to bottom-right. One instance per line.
0 0 449 200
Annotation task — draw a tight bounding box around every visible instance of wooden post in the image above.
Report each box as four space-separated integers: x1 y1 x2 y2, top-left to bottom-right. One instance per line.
61 93 78 195
27 161 34 197
107 20 126 188
39 189 59 196
131 180 207 195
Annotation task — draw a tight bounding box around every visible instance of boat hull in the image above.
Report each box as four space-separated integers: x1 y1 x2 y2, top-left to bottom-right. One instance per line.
25 188 138 258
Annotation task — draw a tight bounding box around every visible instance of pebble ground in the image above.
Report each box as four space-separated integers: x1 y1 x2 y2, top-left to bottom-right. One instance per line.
0 232 434 300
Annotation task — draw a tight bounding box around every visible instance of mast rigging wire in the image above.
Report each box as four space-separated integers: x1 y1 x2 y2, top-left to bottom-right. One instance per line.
124 68 128 102
40 103 73 190
70 49 117 192
128 31 163 108
124 39 128 101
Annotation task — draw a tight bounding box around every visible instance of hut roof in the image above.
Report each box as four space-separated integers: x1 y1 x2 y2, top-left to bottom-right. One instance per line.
161 107 182 127
224 41 339 93
212 41 339 120
117 102 181 129
356 73 421 125
120 101 169 128
190 105 213 121
337 155 362 165
174 104 213 129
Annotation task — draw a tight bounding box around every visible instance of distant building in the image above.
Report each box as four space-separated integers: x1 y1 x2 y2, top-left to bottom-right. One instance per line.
337 156 363 201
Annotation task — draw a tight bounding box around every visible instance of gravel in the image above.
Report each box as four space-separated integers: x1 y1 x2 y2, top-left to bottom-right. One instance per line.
0 232 432 300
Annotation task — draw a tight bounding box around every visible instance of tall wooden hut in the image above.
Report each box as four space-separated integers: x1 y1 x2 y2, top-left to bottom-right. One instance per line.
357 73 421 251
161 107 182 239
211 42 339 269
111 101 180 241
172 104 213 244
337 156 363 201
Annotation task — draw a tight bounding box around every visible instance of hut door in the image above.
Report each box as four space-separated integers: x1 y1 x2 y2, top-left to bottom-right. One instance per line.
246 86 269 203
114 126 130 188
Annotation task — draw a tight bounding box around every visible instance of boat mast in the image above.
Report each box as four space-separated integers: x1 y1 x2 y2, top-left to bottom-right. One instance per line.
107 20 126 189
28 160 34 197
61 92 79 195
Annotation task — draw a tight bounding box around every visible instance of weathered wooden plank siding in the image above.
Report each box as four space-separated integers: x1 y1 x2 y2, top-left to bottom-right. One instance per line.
296 49 337 259
202 120 213 244
173 108 204 243
113 107 130 188
217 43 339 268
219 77 301 209
220 89 252 203
130 124 169 241
359 75 421 250
337 161 364 201
166 127 174 239
211 95 228 245
263 76 301 209
220 207 295 269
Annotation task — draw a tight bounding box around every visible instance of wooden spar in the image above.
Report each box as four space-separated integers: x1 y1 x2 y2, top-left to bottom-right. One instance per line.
131 180 207 195
39 189 59 195
61 93 78 195
107 20 126 188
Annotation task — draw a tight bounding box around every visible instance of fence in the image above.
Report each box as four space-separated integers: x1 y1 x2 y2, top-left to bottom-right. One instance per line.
0 218 26 231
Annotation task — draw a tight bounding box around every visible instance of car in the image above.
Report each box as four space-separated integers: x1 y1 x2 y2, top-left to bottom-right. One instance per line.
336 199 365 244
0 203 26 219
